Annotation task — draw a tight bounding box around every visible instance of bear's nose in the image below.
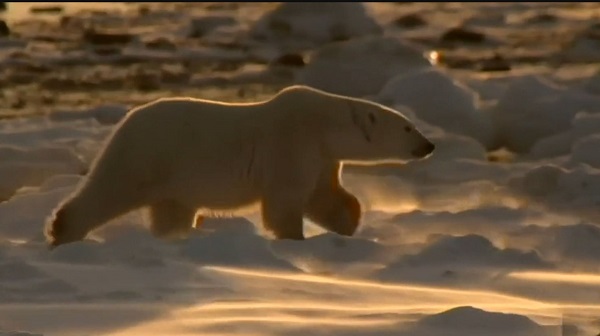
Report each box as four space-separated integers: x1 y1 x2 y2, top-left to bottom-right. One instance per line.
425 142 435 154
412 142 436 158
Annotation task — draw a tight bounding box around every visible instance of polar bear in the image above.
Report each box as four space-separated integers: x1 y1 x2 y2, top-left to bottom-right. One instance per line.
45 85 435 249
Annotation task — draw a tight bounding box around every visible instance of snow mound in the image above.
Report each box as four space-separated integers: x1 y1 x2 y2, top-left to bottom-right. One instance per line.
514 223 600 266
571 134 600 168
0 187 76 241
179 217 296 270
249 3 381 48
582 69 600 95
47 240 109 265
297 35 431 97
188 15 237 38
270 232 388 275
378 234 550 281
0 259 47 282
99 225 169 268
532 111 600 159
492 75 600 153
0 332 43 336
0 120 105 148
383 206 531 241
509 165 564 197
45 223 169 268
384 132 512 184
50 104 128 125
422 132 488 161
415 306 546 336
377 68 495 148
508 164 600 222
0 146 85 200
463 76 512 101
38 175 82 193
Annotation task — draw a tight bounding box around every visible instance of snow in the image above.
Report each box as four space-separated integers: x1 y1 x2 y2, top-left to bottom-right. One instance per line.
297 35 431 97
377 68 495 148
248 3 382 49
1 2 600 336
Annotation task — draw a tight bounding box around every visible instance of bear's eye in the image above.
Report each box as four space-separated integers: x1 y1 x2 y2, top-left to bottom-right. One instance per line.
368 112 376 123
404 126 412 133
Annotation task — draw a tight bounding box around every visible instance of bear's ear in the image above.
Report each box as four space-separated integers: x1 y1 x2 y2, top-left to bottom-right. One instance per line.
348 102 372 143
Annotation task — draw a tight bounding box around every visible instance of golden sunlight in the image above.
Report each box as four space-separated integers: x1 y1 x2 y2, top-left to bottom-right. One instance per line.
508 271 600 285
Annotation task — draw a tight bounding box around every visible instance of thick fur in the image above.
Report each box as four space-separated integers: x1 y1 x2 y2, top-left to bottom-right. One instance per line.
45 85 434 248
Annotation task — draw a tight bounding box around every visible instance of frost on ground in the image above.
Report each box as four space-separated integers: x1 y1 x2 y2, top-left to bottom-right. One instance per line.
1 2 600 336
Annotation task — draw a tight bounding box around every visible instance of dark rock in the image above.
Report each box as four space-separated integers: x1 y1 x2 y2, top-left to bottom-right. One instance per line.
441 26 486 44
330 23 352 42
188 15 236 38
267 19 292 35
271 53 305 67
129 66 161 91
31 34 76 43
59 15 72 28
393 13 427 28
585 22 600 40
10 97 26 109
478 53 511 72
526 13 557 24
212 62 240 72
251 3 382 45
0 20 9 37
30 5 63 14
40 76 80 91
41 93 55 105
144 36 177 51
83 28 134 45
92 46 122 56
138 4 150 16
5 70 36 85
431 52 477 70
102 290 142 301
160 65 190 84
206 3 238 11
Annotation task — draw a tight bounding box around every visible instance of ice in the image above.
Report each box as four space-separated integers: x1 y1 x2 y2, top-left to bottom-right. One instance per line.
1 2 599 336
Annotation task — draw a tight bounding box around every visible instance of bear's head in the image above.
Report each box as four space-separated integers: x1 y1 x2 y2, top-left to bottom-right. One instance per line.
326 96 435 164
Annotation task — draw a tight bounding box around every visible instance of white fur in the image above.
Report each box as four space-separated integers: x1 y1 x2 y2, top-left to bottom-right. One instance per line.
45 85 434 247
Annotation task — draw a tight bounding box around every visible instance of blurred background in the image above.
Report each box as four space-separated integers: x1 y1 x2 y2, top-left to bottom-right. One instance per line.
2 3 600 336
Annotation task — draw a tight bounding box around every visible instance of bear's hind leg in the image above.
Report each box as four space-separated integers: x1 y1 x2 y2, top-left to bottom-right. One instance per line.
149 200 196 240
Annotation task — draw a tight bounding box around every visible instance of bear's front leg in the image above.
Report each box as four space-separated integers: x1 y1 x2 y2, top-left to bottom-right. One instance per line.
304 162 361 236
149 199 197 240
261 195 306 240
260 131 322 240
259 163 318 240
